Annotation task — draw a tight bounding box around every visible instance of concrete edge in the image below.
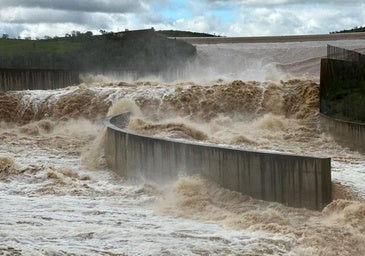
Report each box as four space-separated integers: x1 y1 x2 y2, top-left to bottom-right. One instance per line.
175 32 365 44
104 113 331 161
319 113 365 153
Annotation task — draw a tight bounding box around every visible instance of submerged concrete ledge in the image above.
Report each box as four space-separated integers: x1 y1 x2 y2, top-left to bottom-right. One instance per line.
320 114 365 153
104 113 332 211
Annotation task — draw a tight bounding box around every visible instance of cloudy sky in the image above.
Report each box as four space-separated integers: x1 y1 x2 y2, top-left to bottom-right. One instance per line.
0 0 364 38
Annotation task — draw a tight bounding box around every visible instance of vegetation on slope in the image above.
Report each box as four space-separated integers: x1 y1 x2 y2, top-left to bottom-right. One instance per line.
157 30 219 37
330 26 365 34
0 29 196 75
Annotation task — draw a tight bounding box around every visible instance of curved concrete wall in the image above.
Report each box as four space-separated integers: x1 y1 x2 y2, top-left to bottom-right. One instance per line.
320 114 365 153
0 68 79 91
104 113 332 211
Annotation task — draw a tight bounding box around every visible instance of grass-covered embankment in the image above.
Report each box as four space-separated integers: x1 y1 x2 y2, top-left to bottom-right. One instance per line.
0 29 196 74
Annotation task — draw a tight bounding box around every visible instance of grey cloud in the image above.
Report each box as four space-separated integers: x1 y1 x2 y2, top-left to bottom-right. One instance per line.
0 7 122 28
139 13 167 24
0 0 149 14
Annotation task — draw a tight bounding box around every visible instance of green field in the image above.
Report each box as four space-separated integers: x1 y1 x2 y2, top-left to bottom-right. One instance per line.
0 30 196 72
0 39 81 56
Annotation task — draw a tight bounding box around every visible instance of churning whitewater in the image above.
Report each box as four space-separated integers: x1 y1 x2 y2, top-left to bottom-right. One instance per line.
1 40 365 255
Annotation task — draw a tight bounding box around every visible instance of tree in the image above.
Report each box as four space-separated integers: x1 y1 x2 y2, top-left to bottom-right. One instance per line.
2 34 9 39
85 31 93 36
71 30 81 37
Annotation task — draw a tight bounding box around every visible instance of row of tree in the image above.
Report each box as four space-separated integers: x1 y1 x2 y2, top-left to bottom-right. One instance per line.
1 30 95 41
1 28 219 41
330 26 365 34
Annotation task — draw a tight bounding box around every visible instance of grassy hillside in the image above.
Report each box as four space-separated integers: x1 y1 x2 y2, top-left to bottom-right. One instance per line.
0 39 81 56
0 30 196 74
157 30 219 37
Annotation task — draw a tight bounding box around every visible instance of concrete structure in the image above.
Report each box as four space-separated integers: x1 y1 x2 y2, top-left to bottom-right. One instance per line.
178 32 365 44
104 113 332 211
320 114 365 153
319 45 365 152
0 68 79 91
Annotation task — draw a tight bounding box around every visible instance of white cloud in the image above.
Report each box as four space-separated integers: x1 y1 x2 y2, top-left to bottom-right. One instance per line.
172 13 229 36
19 23 88 39
219 3 365 36
0 0 364 38
174 16 214 33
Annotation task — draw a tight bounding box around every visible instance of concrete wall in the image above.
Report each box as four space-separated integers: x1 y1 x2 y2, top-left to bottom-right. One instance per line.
104 113 332 211
0 68 79 91
320 114 365 153
319 48 365 153
178 32 365 44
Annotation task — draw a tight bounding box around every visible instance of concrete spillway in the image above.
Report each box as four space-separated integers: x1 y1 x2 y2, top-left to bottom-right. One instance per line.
178 32 365 44
104 113 332 211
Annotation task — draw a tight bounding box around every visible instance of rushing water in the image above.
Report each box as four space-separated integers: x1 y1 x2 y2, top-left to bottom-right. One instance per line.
1 39 365 255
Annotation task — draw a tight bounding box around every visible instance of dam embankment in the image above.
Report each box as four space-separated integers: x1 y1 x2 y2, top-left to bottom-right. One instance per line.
104 113 332 211
178 32 365 44
0 68 79 91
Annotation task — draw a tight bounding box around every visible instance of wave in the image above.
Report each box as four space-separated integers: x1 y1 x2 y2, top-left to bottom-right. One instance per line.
127 118 208 141
153 175 365 255
156 79 319 121
1 76 364 255
2 77 363 159
0 88 111 123
277 56 322 75
0 78 319 122
0 157 21 176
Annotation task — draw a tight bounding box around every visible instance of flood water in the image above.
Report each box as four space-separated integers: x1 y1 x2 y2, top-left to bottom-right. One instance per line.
1 39 365 255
